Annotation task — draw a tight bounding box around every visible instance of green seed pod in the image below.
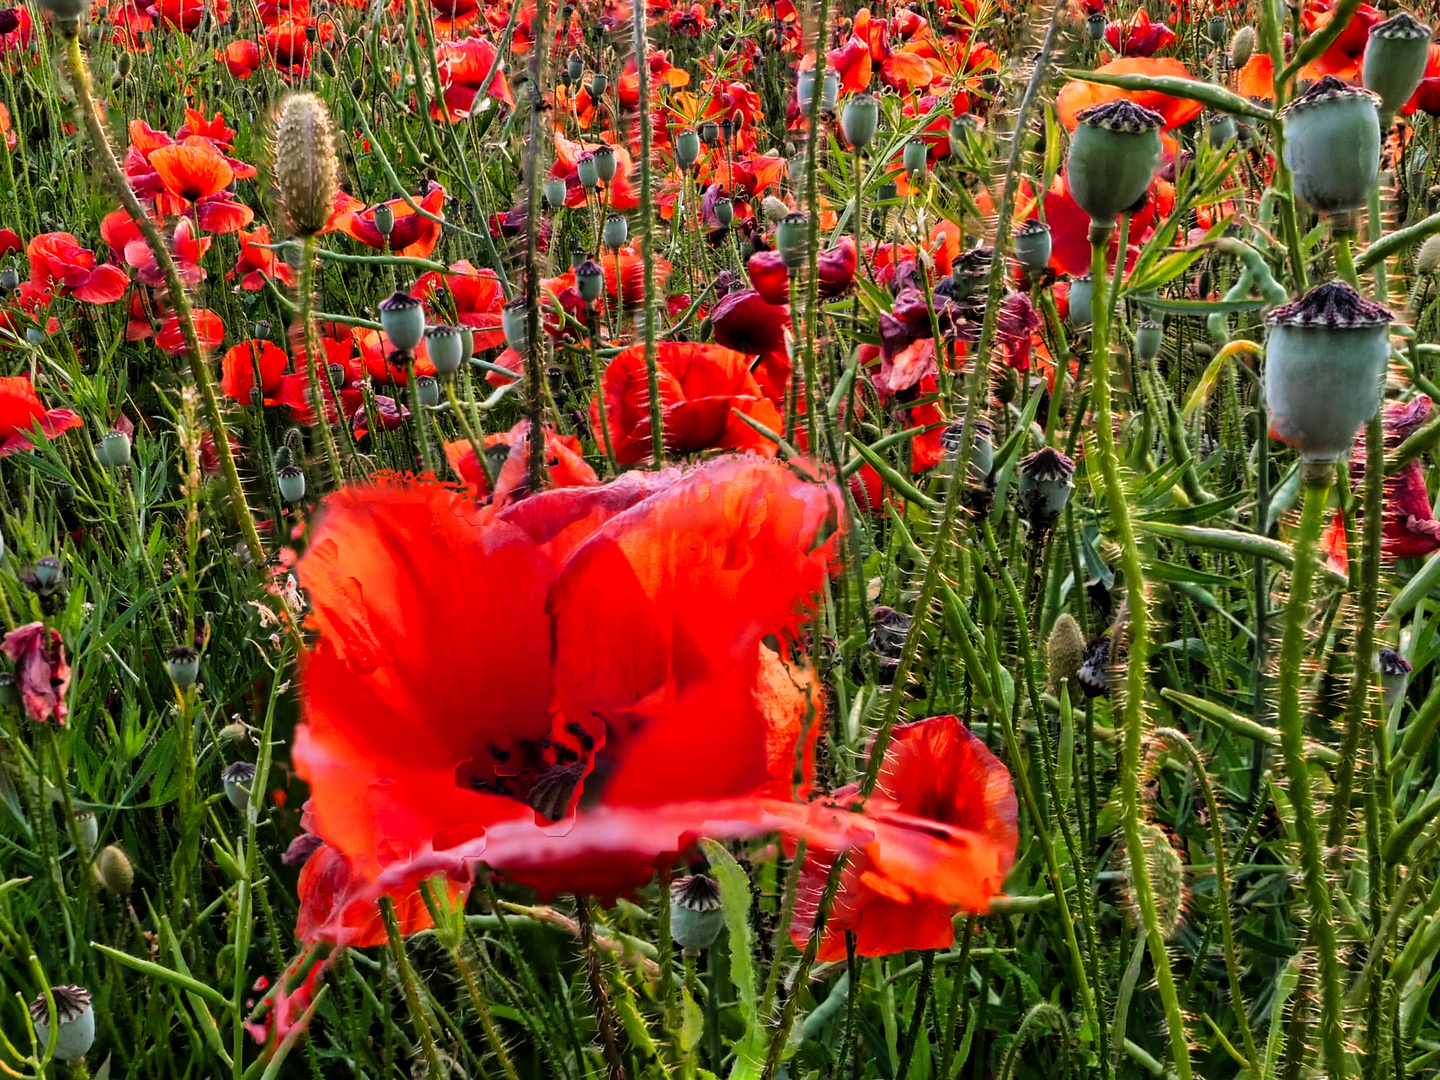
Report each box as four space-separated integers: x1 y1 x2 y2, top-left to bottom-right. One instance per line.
29 987 94 1062
75 810 98 856
603 213 629 250
841 92 880 149
1135 319 1164 362
699 120 720 145
1065 99 1165 239
902 136 928 180
1206 15 1227 43
1280 76 1381 216
1046 613 1086 695
590 72 607 99
379 291 426 352
167 645 201 688
416 376 440 409
97 429 131 468
1016 447 1075 531
1066 274 1094 329
502 296 530 351
776 212 810 271
567 50 583 82
1264 281 1393 466
1229 26 1255 69
1377 647 1412 712
1085 12 1106 40
592 144 617 183
1013 220 1052 277
222 761 258 813
1363 12 1433 125
797 67 839 113
1206 112 1237 148
675 127 701 169
575 259 604 303
670 874 725 953
273 92 339 238
576 152 600 190
277 464 307 503
426 325 465 377
713 196 734 228
543 177 568 210
95 844 133 893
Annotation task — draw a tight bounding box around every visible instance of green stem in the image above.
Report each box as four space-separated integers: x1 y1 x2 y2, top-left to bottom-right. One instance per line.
300 234 345 487
633 6 663 469
380 896 448 1080
521 7 552 493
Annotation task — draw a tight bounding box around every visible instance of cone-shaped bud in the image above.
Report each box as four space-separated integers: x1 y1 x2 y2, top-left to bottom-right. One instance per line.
670 874 725 953
1280 76 1382 215
1014 220 1052 277
373 201 395 238
167 645 201 688
576 259 604 303
1377 646 1413 712
592 144 617 183
95 844 133 893
603 213 629 250
903 136 928 180
1017 446 1075 531
675 127 701 170
273 93 339 237
776 212 810 271
1264 281 1393 465
543 177 568 210
277 464 307 504
1046 613 1087 694
97 429 131 469
29 987 94 1062
1066 99 1165 238
379 291 426 353
502 296 530 351
1135 319 1164 362
842 93 880 149
1067 274 1095 329
1364 13 1433 123
576 152 600 190
222 761 258 813
1418 234 1440 275
426 325 465 377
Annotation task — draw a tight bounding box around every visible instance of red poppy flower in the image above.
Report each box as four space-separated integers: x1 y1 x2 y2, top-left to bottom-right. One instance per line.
220 340 289 403
352 395 410 439
156 308 225 355
710 288 792 402
1041 173 1173 276
177 107 236 146
444 420 599 501
411 259 506 348
126 216 210 287
0 376 82 456
153 0 229 31
222 39 262 78
290 458 848 939
0 228 19 256
1103 9 1177 56
591 342 782 465
550 133 639 210
617 52 691 109
0 103 15 152
26 233 129 304
333 184 447 259
149 137 236 203
433 36 514 121
790 715 1018 960
593 247 675 309
1056 57 1204 130
2 622 71 725
229 226 297 290
427 0 481 31
271 372 364 426
1302 0 1380 81
829 32 874 93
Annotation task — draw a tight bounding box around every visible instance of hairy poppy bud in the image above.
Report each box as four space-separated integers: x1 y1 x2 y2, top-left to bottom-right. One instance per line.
576 259 604 303
502 296 530 351
373 202 395 238
1135 319 1164 362
1046 613 1086 694
1264 281 1393 469
273 92 339 238
1122 823 1187 939
603 213 629 249
543 177 568 210
576 152 600 190
222 761 258 812
1014 220 1052 277
1066 99 1165 241
97 429 131 468
842 93 880 149
670 873 725 953
592 144 617 183
776 212 809 271
167 645 200 688
1229 26 1255 68
675 127 701 170
1377 646 1412 712
1281 76 1381 217
95 844 133 893
1066 274 1094 329
1364 13 1432 125
1418 234 1440 275
1016 446 1075 531
277 464 307 504
379 291 426 352
426 325 465 377
416 375 440 408
29 987 94 1062
903 136 928 180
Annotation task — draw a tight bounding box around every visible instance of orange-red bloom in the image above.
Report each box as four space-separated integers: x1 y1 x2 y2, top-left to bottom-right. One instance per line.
220 340 289 403
411 259 506 348
0 376 82 456
443 420 598 502
332 185 447 258
25 233 129 305
149 137 236 203
1056 58 1204 131
229 226 297 290
1103 9 1177 56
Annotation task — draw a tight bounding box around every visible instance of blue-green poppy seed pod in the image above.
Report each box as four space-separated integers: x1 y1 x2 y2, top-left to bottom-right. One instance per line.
788 152 808 193
576 152 600 190
950 245 993 300
776 212 810 271
416 376 440 408
544 177 568 210
1135 319 1164 362
797 67 839 113
0 266 19 292
1264 280 1393 468
714 196 734 227
1016 447 1076 531
460 326 475 357
222 761 257 813
1206 16 1227 43
1377 646 1412 712
877 180 899 203
277 464 307 504
604 213 629 249
426 325 465 377
30 556 63 592
1280 76 1382 216
948 113 978 159
29 987 94 1062
670 874 725 953
502 296 530 351
1013 220 1052 277
699 120 720 146
1364 12 1433 124
675 127 701 170
842 93 880 149
592 145 617 183
903 136 928 180
97 429 131 469
590 72 608 99
373 201 395 238
1085 12 1106 39
167 645 201 688
567 50 583 82
1066 99 1165 240
1206 112 1237 148
75 810 98 856
379 291 426 352
1066 274 1094 329
576 259 604 303
941 416 995 488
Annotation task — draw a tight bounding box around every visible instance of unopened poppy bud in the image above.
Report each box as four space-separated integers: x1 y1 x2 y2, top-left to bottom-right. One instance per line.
1017 446 1075 531
379 291 426 353
1418 235 1440 275
576 152 600 190
95 844 133 893
273 92 339 238
670 873 725 953
167 645 200 688
276 465 307 504
218 721 250 744
1085 12 1106 39
97 429 131 468
416 375 440 408
1229 25 1255 68
675 127 701 170
903 136 928 180
842 92 880 149
1046 613 1086 694
1066 274 1094 329
502 296 530 351
761 196 789 224
426 325 465 377
74 810 98 855
373 201 395 237
222 761 258 812
575 259 604 303
590 72 607 98
775 212 809 271
543 177 568 210
567 50 583 82
1066 99 1165 240
592 144 617 183
1281 76 1381 217
1135 319 1164 362
29 986 94 1062
1014 220 1052 277
603 213 629 249
1364 12 1432 124
1377 646 1412 712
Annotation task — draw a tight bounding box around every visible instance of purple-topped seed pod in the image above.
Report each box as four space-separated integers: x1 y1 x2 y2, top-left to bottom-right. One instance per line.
1065 99 1165 241
1364 13 1433 125
1264 281 1393 471
576 259 604 304
675 127 701 170
29 986 94 1062
378 291 425 353
1377 647 1413 712
1017 446 1076 532
842 92 880 149
1280 76 1381 218
425 325 465 377
592 144 617 183
1014 220 1052 278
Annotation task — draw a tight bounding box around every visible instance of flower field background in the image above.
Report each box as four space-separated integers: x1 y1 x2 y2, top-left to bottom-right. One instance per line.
4 0 1440 1075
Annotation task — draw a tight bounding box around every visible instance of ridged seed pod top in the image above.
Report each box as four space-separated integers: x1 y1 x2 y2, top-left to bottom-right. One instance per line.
1280 76 1381 216
1363 12 1434 123
1065 99 1166 238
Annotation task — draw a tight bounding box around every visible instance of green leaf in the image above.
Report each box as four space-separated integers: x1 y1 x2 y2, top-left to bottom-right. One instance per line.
1137 521 1294 567
699 838 764 1080
681 988 705 1052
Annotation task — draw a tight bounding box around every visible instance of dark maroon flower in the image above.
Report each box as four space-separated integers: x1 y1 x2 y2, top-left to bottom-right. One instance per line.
2 622 70 724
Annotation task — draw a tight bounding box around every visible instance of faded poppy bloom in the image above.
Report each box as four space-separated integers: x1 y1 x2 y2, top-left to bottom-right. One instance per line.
220 340 289 403
332 184 447 259
791 715 1018 959
444 420 599 502
998 292 1043 371
2 622 71 724
25 233 129 305
291 457 846 941
590 342 781 465
0 377 82 455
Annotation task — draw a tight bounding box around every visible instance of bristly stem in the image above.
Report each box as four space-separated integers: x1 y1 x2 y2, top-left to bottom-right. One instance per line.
61 31 265 564
521 1 551 494
800 0 831 455
1277 476 1349 1080
299 234 345 487
633 2 663 468
380 896 448 1080
576 895 627 1080
1089 234 1193 1080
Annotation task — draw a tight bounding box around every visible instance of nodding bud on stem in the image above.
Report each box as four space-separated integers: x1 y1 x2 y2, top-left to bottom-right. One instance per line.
273 92 339 238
